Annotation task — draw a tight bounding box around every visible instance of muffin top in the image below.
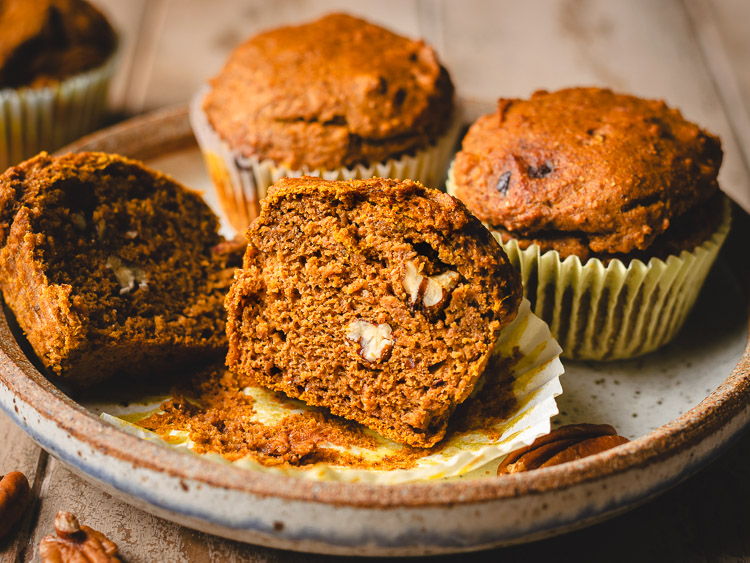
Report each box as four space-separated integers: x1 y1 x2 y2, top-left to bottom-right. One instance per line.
0 0 116 89
452 87 723 258
203 13 454 170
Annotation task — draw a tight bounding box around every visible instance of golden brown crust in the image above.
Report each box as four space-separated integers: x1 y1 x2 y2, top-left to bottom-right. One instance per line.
0 152 243 386
452 87 723 258
0 0 116 88
203 13 454 170
494 191 726 263
225 176 521 447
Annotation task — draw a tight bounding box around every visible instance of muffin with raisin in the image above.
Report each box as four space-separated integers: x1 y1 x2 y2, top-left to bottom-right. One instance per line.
448 87 730 360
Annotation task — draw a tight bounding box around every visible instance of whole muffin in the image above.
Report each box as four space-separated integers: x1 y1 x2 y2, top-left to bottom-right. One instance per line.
448 87 731 360
191 12 458 232
225 176 521 447
0 0 116 88
0 0 118 169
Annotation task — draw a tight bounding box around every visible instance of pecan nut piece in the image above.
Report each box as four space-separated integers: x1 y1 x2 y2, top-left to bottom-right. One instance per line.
0 471 31 538
346 320 394 363
497 423 628 475
40 511 120 562
402 260 460 314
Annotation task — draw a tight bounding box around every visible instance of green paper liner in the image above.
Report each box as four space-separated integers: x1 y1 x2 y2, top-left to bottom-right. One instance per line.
0 53 117 171
447 168 731 360
189 86 462 234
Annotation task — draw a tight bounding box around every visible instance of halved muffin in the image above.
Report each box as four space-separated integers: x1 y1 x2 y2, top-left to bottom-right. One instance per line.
0 152 243 386
225 176 522 447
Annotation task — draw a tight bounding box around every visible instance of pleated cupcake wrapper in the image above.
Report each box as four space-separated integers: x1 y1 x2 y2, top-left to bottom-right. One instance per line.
98 298 565 484
446 168 732 360
0 54 117 171
189 86 462 234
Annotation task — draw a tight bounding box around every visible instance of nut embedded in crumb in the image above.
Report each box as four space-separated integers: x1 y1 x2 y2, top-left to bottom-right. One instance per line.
106 256 148 295
70 213 87 232
346 320 394 363
402 260 459 312
39 511 120 562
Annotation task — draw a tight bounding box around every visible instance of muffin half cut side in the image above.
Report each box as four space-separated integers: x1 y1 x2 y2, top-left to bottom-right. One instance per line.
225 177 522 448
0 152 243 386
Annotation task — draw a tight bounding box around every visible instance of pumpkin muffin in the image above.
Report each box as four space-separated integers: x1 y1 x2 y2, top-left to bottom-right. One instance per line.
0 152 243 386
448 87 731 360
191 12 458 232
0 0 116 88
225 176 522 448
0 0 118 170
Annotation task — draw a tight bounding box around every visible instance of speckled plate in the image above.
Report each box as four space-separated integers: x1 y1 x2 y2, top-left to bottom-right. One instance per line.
0 106 748 556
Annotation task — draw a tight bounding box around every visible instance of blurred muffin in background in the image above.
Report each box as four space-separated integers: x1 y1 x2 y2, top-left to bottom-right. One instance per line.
190 12 459 233
0 0 118 170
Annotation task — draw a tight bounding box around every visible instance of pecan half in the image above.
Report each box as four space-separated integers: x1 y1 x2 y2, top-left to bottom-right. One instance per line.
497 423 629 475
0 471 30 538
39 511 120 562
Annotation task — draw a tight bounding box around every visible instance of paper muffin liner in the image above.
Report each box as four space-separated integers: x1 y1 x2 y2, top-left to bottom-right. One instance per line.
0 53 117 171
96 298 564 484
189 86 463 234
447 167 732 360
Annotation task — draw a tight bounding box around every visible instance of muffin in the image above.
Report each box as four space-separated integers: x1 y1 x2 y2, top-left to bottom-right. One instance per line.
0 0 118 170
191 12 459 233
225 176 522 447
0 152 244 386
448 87 731 360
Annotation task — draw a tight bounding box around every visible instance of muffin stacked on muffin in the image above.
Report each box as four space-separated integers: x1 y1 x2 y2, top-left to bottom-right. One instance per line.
225 176 522 447
448 87 730 360
0 152 243 386
0 0 118 169
191 12 458 232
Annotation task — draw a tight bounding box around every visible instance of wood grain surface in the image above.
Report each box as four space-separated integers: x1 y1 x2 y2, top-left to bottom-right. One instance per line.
2 1 750 561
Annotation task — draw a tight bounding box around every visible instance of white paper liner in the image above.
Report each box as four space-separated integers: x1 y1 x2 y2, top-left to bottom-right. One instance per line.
0 53 117 171
189 86 462 233
100 299 564 484
446 166 732 360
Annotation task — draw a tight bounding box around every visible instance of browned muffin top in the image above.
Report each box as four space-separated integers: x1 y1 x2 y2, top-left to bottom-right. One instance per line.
203 13 454 170
452 87 723 258
0 0 116 89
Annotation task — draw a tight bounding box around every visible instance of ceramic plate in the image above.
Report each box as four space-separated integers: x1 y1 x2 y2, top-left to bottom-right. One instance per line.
0 106 748 556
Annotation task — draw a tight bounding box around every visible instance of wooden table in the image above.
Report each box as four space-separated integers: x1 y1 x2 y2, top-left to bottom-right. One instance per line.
2 1 750 560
